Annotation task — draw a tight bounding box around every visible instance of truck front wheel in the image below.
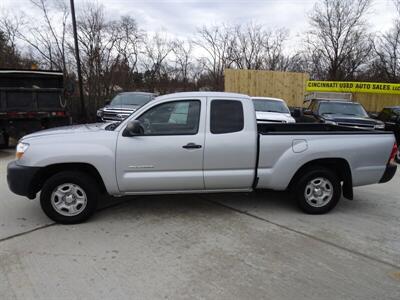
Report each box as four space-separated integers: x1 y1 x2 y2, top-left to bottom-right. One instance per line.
295 167 341 214
40 171 99 224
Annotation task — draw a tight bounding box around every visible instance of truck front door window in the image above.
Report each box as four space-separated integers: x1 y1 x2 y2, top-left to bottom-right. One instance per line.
137 100 200 135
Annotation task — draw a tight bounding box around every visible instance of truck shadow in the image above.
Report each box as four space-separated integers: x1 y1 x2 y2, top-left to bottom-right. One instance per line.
0 148 13 159
94 190 297 223
202 190 297 212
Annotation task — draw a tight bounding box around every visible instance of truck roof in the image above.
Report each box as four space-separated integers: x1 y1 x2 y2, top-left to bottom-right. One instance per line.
0 69 63 76
252 96 285 102
316 100 361 104
119 91 155 96
157 91 250 101
305 92 352 102
0 70 64 88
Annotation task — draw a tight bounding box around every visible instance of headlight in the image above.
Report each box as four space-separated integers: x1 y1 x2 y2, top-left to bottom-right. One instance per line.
97 110 103 117
375 123 385 130
16 142 29 159
325 120 338 125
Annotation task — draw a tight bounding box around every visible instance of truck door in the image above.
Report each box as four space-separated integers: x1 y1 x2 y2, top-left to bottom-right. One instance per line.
116 98 206 192
203 98 258 190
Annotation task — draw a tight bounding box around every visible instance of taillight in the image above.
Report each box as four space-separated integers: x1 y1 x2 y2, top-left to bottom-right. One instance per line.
51 111 65 117
7 112 18 118
389 143 398 164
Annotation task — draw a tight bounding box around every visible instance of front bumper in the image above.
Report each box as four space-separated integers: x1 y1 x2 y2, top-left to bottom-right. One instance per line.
7 161 41 199
379 162 397 183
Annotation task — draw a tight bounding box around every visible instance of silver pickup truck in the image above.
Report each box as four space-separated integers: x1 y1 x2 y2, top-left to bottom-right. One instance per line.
7 92 398 224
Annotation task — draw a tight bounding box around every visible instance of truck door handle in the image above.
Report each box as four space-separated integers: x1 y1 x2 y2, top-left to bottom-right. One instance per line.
182 143 202 149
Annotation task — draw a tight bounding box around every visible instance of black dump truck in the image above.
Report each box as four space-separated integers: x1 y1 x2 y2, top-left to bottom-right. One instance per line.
0 69 71 147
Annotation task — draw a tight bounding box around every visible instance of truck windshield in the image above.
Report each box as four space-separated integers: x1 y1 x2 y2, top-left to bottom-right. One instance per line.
319 102 368 117
110 94 152 107
253 99 290 113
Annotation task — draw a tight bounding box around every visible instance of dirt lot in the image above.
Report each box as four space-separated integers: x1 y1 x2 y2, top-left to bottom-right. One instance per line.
0 149 399 299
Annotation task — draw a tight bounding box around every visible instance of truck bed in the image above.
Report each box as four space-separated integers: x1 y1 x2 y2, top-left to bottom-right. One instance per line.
256 123 395 191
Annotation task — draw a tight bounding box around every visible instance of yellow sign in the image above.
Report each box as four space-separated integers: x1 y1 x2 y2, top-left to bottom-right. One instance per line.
306 80 400 95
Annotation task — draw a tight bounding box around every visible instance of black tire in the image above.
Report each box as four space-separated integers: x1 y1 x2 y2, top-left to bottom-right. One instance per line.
294 167 341 214
40 171 99 224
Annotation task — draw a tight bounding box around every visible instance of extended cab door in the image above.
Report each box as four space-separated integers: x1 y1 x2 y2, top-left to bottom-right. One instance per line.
203 97 258 190
116 97 206 192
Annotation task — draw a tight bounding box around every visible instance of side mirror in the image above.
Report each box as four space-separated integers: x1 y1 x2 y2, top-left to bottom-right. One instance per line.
122 120 144 137
369 112 378 119
104 99 111 106
291 108 302 118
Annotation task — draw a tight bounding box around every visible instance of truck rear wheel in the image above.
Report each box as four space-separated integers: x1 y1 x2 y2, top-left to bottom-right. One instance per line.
294 167 341 214
40 171 99 224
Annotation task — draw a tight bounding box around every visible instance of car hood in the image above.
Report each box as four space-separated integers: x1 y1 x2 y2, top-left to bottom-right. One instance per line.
256 111 295 123
104 105 139 111
22 123 109 140
323 114 380 124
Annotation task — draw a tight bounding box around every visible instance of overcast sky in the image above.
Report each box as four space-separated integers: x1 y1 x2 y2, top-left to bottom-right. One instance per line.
1 0 398 44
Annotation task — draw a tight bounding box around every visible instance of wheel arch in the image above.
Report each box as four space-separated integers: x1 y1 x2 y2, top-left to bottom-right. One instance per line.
288 158 353 200
31 163 107 197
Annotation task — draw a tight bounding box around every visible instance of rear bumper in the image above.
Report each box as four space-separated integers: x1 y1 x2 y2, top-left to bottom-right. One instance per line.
379 163 397 183
7 161 41 199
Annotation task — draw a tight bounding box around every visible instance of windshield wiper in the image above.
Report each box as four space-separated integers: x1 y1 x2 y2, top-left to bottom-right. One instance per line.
260 110 283 113
341 113 361 116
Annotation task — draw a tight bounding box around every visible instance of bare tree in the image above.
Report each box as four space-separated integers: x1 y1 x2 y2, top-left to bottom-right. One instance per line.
195 25 235 90
76 2 121 115
370 0 400 82
230 23 265 70
0 15 19 55
262 28 292 71
0 15 36 68
305 0 373 80
172 40 194 90
395 0 400 14
14 0 70 71
114 16 144 72
142 33 174 92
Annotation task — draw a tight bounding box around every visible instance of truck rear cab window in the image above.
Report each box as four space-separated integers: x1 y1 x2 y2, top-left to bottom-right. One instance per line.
210 100 244 134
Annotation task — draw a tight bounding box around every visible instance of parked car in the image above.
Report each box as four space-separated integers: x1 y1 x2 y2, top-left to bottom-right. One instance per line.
301 99 385 130
375 106 400 163
7 92 397 224
97 92 155 122
252 97 295 123
0 69 71 147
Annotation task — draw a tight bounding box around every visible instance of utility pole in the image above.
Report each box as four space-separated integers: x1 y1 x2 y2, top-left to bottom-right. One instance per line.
70 0 86 121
